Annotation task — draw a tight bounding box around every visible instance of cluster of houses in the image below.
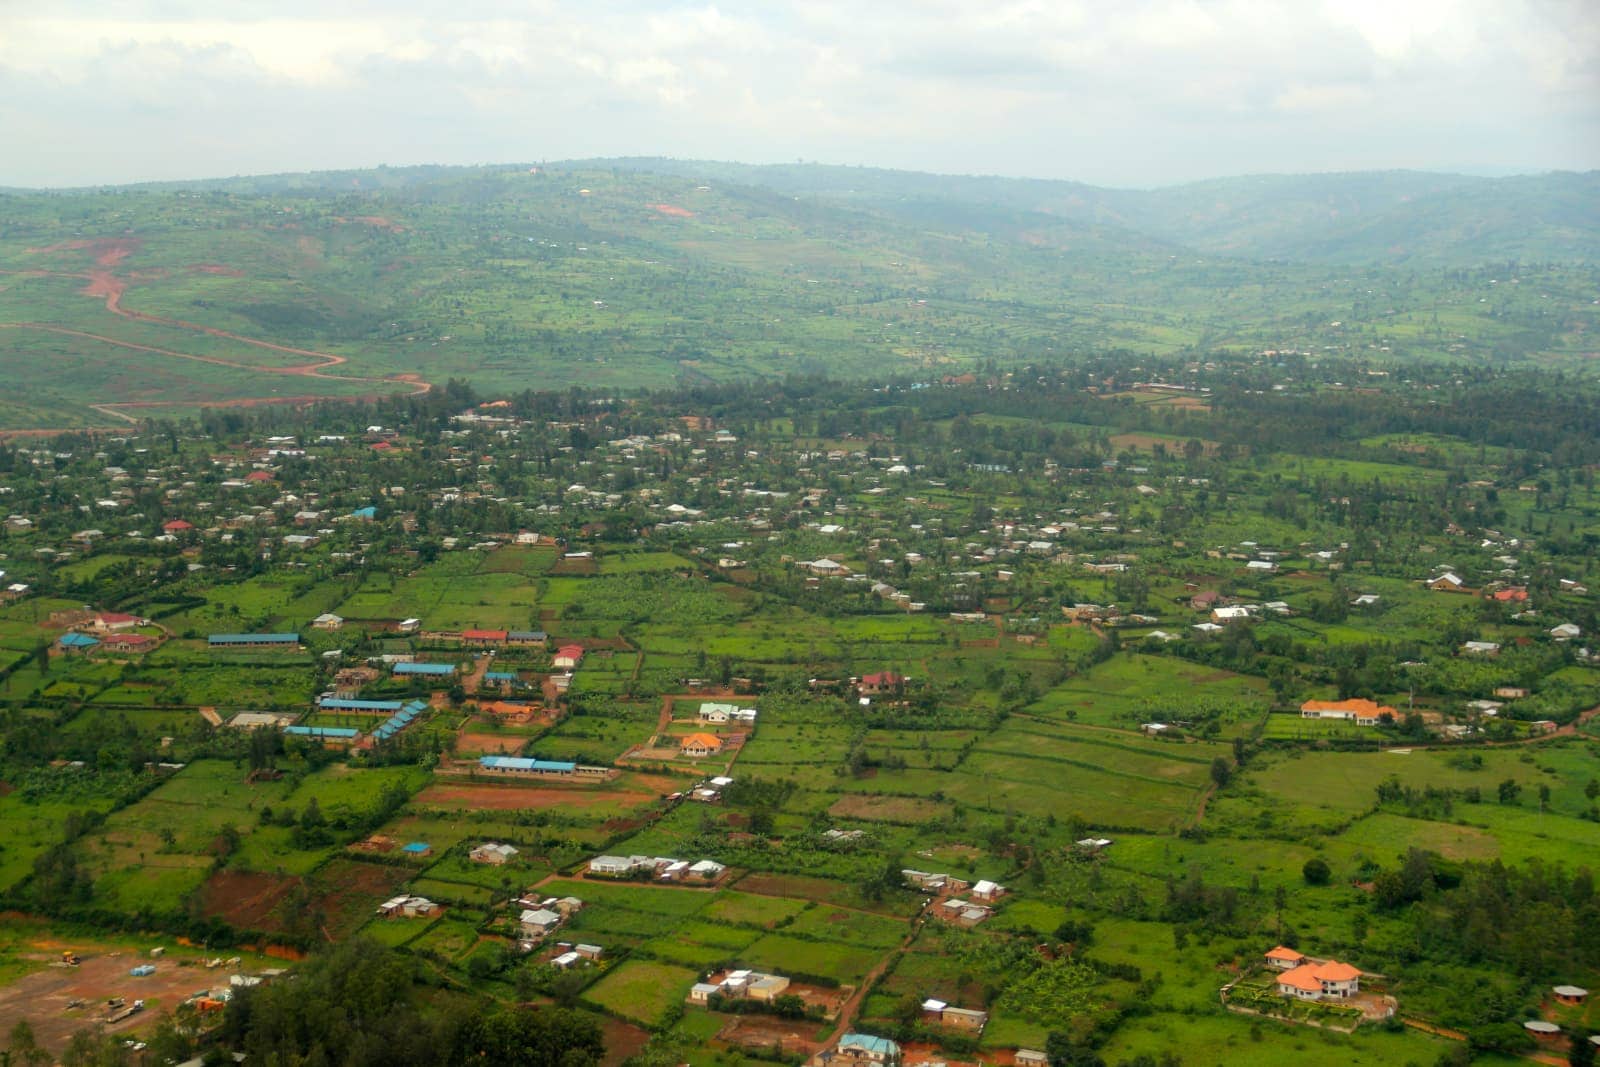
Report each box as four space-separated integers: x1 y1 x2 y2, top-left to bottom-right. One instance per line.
514 893 585 947
903 870 1007 926
587 854 727 883
1264 946 1363 1001
377 894 439 918
689 968 792 1004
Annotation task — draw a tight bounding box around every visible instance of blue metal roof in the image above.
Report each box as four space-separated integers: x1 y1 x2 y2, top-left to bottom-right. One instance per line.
480 755 577 773
350 506 378 519
484 671 516 682
284 725 359 739
839 1035 899 1056
401 841 430 852
318 697 403 711
393 661 455 676
59 633 100 647
209 632 300 644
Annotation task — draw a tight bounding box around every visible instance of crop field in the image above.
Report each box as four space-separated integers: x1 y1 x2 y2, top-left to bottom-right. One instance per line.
585 960 701 1025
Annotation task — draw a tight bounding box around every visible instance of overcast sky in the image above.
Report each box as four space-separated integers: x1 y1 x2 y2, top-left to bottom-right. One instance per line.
2 0 1596 188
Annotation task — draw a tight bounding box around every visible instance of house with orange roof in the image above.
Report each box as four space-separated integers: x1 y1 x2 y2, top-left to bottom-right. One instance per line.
1275 959 1362 1001
680 733 724 758
1299 698 1395 726
1264 946 1305 970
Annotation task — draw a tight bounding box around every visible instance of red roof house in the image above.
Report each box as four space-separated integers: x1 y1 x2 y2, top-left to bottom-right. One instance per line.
162 519 194 533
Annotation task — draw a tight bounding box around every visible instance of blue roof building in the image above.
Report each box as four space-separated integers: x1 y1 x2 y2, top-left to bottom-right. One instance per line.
317 697 403 712
484 671 517 683
350 506 378 520
209 633 300 648
59 633 100 650
284 725 359 739
393 661 455 677
479 755 578 775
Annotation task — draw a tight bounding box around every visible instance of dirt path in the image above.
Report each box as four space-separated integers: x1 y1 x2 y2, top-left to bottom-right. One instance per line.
821 911 924 1046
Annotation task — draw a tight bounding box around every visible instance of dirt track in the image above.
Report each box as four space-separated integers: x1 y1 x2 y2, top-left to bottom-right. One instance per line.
0 237 432 429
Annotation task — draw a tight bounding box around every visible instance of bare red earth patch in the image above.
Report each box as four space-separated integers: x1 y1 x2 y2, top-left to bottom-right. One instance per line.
649 203 694 218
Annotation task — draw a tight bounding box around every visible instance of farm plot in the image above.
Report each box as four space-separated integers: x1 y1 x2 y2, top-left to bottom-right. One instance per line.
1025 654 1270 733
586 960 700 1025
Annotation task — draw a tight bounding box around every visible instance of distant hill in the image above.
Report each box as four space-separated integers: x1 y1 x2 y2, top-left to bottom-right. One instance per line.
0 163 1595 430
568 159 1598 267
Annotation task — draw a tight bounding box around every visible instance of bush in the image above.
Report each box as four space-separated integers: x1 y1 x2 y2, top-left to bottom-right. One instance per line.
1302 858 1331 885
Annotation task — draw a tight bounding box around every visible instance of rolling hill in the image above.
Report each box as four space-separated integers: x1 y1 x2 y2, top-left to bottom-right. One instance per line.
0 162 1595 430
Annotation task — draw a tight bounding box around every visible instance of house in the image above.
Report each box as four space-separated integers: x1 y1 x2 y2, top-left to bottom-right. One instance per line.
1550 623 1582 641
1275 959 1361 1001
553 645 585 669
508 630 547 646
1427 572 1468 592
462 629 509 646
470 843 519 865
520 908 563 939
1299 698 1394 726
103 633 157 654
970 880 1006 903
588 855 644 877
401 842 431 858
377 895 437 918
698 702 737 724
1015 1051 1048 1067
935 898 992 927
680 733 724 758
834 1033 900 1067
58 632 100 654
1461 641 1501 656
1212 606 1251 623
903 870 966 892
1264 946 1305 970
162 519 194 534
1553 985 1588 1005
920 1001 987 1031
1494 685 1530 699
858 671 905 695
1489 587 1528 603
686 859 726 883
311 613 344 631
94 612 144 632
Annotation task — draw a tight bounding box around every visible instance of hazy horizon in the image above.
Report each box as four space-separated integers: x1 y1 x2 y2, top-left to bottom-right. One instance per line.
2 1 1596 189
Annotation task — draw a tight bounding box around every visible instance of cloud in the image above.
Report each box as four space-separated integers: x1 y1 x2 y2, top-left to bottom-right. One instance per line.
0 0 1594 186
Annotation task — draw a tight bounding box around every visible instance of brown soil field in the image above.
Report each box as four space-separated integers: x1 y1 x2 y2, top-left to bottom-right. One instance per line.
0 946 237 1058
599 1016 652 1066
415 783 654 811
197 860 407 940
828 794 951 823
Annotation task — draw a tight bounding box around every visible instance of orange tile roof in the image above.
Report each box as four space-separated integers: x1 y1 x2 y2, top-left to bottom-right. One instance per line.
1276 964 1324 991
681 732 724 751
1300 698 1396 718
1265 946 1304 962
1311 961 1361 982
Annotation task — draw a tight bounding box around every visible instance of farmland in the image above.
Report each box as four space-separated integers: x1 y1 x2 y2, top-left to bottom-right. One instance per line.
0 359 1595 1066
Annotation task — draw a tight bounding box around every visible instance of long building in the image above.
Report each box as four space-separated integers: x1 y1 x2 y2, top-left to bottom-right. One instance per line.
209 632 301 649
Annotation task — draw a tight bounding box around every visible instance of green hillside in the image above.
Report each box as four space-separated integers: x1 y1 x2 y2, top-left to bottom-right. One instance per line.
0 163 1596 430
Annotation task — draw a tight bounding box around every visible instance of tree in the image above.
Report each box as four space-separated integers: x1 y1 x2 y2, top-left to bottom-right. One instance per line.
1497 778 1522 805
6 1021 50 1067
1209 757 1232 788
1302 858 1332 886
1570 1031 1597 1067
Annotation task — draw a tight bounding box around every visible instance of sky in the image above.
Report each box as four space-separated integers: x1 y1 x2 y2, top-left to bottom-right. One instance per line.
2 0 1596 188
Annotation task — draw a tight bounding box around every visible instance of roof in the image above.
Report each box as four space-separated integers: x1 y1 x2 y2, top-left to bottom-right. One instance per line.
393 661 455 675
401 842 430 853
1312 961 1361 982
1276 964 1325 992
480 756 577 773
463 629 508 640
209 632 299 644
1265 945 1304 962
318 697 403 711
59 633 100 647
839 1034 899 1056
555 644 585 656
284 726 359 739
681 732 724 750
1554 985 1589 997
1300 698 1396 718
